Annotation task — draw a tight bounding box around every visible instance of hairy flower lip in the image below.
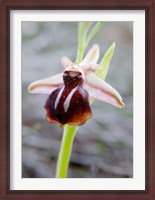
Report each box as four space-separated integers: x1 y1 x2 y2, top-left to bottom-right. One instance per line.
28 44 124 125
44 84 92 126
44 68 92 126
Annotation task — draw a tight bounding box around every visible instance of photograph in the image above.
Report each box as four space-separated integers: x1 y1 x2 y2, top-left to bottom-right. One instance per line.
0 0 154 199
22 21 133 178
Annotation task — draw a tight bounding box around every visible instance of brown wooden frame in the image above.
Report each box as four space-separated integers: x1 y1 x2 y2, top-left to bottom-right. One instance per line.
0 0 154 199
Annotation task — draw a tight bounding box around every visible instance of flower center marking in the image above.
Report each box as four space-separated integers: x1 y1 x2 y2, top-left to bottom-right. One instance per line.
54 86 65 110
63 86 78 112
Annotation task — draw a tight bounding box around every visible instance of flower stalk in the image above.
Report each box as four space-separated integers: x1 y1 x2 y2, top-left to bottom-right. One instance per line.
56 22 105 178
56 125 78 178
76 22 104 63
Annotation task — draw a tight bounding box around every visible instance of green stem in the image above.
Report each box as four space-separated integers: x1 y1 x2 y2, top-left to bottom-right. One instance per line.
85 22 104 47
76 22 88 63
56 125 78 178
76 46 85 63
76 22 104 63
55 22 104 178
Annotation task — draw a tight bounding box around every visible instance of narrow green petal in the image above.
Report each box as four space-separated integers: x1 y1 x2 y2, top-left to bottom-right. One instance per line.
85 22 105 47
96 42 115 80
76 22 93 63
78 22 93 46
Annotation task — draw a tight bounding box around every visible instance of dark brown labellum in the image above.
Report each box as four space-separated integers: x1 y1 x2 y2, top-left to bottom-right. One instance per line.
44 70 92 126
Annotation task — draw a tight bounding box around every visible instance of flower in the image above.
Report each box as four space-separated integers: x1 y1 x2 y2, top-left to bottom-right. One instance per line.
28 45 124 126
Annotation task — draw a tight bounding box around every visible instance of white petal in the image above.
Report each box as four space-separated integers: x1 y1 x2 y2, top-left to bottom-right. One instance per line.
81 64 101 74
28 73 63 94
85 73 124 108
61 56 73 68
80 44 100 65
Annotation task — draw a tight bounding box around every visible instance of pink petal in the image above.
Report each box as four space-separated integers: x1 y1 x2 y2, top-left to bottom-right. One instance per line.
80 44 100 66
28 73 63 94
61 57 73 68
85 73 124 108
29 86 58 94
81 64 101 74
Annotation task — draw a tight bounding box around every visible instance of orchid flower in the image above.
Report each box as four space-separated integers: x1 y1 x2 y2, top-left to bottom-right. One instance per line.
28 44 124 127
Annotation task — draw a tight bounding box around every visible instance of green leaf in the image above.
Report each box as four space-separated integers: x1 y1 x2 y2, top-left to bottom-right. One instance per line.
85 22 104 46
76 22 93 63
96 42 115 80
76 22 104 63
78 22 93 47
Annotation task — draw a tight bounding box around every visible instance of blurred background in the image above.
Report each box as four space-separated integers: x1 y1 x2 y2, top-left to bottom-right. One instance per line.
22 22 133 178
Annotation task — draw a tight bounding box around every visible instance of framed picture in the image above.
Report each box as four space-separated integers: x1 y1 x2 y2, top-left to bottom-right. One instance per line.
0 0 154 199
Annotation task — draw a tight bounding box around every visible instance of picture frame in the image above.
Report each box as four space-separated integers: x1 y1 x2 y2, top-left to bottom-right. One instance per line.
0 0 154 199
